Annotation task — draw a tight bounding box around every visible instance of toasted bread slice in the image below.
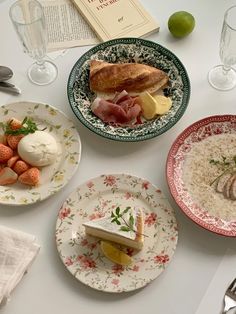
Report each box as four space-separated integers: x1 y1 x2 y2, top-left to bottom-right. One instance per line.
90 60 168 96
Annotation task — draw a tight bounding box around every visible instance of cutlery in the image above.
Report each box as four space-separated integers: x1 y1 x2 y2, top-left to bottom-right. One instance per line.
0 82 21 95
0 66 13 82
222 278 236 313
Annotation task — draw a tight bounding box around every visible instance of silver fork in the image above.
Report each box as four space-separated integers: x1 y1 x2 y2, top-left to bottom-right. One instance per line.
222 278 236 313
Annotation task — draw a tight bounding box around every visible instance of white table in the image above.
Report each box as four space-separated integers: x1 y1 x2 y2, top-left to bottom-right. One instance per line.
0 1 236 313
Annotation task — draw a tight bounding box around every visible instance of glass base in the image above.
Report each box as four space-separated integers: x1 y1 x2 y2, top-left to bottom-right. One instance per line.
208 65 236 91
28 60 58 85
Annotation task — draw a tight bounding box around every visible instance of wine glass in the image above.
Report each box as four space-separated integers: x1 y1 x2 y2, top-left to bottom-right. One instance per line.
208 5 236 91
9 0 57 85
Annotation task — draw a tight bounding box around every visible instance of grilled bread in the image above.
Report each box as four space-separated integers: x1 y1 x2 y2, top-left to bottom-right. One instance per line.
89 60 168 97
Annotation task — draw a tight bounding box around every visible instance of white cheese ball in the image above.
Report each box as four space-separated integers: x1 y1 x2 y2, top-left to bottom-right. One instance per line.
18 131 58 166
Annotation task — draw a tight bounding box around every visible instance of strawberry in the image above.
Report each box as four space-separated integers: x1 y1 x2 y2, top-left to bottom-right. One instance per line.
7 155 20 168
13 160 29 175
6 134 24 150
8 118 22 130
18 167 40 186
0 134 7 145
0 144 13 163
0 167 18 185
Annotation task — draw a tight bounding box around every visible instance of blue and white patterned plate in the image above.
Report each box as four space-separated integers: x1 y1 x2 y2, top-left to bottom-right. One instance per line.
67 38 190 142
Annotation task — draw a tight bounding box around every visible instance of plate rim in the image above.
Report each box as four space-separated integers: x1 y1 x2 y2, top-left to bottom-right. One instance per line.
0 101 82 206
166 114 236 237
55 173 178 293
67 37 191 142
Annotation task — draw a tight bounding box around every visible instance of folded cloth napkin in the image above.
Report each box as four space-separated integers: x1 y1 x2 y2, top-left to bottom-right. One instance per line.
0 225 40 306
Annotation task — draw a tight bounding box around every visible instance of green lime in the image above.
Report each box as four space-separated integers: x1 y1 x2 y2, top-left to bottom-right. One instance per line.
168 11 195 38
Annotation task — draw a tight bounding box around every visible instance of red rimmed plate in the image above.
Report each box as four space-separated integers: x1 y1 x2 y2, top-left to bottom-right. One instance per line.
166 115 236 237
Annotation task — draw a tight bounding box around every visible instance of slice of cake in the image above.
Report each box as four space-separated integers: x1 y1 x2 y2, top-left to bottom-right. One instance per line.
83 207 144 250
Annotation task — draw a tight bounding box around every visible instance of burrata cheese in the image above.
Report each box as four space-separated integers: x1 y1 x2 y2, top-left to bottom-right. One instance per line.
18 131 58 166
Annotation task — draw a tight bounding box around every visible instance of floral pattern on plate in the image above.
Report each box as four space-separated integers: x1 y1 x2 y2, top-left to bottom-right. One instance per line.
166 115 236 237
0 101 81 205
67 37 190 142
56 174 178 293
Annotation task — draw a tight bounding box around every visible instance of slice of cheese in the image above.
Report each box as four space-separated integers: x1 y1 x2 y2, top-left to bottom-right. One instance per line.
83 208 144 250
138 92 172 120
153 95 172 115
138 92 157 120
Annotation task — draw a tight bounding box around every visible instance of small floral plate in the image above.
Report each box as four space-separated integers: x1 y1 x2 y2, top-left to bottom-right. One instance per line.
56 173 178 293
67 37 190 142
166 115 236 237
0 102 81 205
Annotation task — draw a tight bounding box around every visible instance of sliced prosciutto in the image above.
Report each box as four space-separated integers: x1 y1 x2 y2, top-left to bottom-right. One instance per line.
91 90 141 125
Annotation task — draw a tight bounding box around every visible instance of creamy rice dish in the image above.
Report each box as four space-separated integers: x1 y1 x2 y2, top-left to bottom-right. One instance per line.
182 133 236 220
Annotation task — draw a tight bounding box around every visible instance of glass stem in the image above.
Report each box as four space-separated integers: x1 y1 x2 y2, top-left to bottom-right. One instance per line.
36 58 46 70
222 64 231 75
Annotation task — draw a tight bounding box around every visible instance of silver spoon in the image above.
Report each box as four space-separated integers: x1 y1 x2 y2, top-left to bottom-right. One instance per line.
0 66 13 82
0 82 21 95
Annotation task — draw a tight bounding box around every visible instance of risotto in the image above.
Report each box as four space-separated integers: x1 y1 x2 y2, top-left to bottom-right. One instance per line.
182 133 236 220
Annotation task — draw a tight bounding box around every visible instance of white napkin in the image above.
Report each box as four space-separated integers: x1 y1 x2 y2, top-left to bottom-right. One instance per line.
0 225 40 306
196 248 236 314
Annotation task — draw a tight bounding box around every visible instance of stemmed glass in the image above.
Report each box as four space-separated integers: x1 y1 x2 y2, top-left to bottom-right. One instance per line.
208 5 236 91
9 0 57 85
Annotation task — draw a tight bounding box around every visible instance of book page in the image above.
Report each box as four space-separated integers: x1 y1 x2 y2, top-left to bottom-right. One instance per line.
40 0 99 51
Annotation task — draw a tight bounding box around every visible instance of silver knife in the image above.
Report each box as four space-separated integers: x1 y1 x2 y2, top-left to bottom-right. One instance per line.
0 82 21 95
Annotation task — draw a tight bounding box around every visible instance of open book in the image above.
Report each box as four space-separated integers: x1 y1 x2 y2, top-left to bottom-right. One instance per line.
40 0 99 51
71 0 159 41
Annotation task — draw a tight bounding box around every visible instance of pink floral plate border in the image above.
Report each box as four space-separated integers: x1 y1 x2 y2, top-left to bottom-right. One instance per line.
166 115 236 237
55 174 178 293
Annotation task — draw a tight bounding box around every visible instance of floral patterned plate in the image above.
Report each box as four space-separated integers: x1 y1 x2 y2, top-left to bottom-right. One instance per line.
67 37 190 142
0 102 81 205
166 115 236 237
56 173 178 293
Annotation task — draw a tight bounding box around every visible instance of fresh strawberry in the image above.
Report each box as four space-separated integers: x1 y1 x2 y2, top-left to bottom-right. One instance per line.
0 134 7 145
0 167 18 185
6 134 24 150
7 155 20 168
0 144 13 163
8 118 22 130
13 160 29 175
18 167 40 186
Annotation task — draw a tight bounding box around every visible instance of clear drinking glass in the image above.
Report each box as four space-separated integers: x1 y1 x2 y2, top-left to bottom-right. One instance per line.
9 0 57 85
208 5 236 91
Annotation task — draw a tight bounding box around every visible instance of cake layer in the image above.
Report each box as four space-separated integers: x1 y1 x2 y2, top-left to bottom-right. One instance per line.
83 208 144 250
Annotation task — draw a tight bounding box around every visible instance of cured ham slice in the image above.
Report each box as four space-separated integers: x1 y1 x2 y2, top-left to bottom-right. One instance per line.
91 91 141 125
112 90 129 103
